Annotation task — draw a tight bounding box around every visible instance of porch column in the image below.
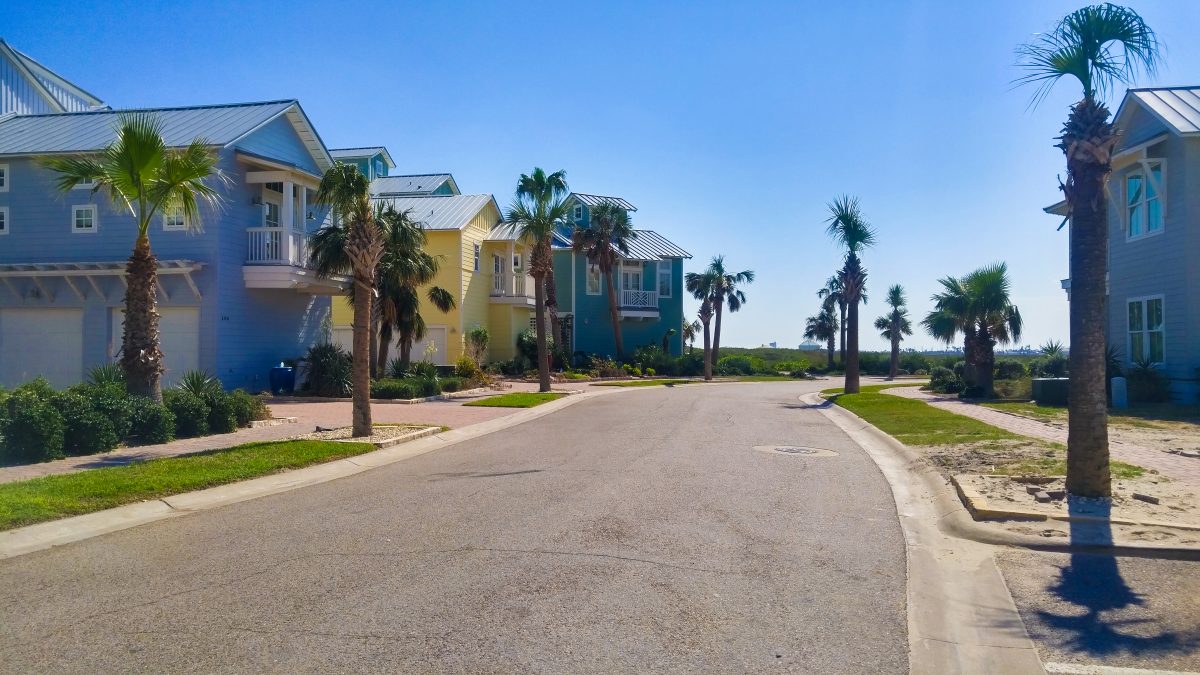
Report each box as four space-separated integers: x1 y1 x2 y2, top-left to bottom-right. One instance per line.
280 180 295 264
297 185 308 232
507 242 515 295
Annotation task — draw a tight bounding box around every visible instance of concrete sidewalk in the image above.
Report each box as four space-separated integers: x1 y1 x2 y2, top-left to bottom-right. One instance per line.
883 387 1200 487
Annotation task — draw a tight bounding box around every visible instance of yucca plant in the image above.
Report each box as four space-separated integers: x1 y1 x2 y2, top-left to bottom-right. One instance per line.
176 370 222 401
87 363 126 387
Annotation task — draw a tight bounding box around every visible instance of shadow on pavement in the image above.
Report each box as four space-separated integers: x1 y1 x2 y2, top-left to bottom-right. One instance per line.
1038 498 1200 658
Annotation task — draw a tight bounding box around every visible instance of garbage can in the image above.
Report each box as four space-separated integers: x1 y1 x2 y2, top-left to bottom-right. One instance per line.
1032 377 1069 406
269 363 295 395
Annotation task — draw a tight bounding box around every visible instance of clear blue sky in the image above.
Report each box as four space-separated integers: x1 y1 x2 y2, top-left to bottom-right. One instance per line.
7 0 1199 351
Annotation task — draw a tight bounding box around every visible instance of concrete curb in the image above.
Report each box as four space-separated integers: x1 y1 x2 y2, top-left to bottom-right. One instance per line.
804 392 1046 674
0 387 614 561
249 416 298 428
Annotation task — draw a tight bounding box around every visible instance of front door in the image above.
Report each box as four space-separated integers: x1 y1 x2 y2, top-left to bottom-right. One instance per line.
493 254 504 294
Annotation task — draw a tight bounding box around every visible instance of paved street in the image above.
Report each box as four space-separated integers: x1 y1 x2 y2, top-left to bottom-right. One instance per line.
0 381 908 673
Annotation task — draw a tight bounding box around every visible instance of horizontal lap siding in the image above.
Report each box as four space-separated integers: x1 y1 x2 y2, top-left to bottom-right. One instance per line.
0 51 56 116
233 115 320 175
570 254 686 358
458 204 500 362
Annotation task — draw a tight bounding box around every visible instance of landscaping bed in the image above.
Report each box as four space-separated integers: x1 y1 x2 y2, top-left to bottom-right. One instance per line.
0 439 374 531
303 424 438 444
463 392 566 408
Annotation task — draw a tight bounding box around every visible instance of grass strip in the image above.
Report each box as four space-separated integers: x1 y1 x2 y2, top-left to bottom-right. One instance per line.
463 392 566 408
829 391 1020 446
0 440 375 531
593 379 695 388
820 383 924 396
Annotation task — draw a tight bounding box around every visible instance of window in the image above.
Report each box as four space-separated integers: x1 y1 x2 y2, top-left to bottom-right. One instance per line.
513 253 522 271
473 243 481 272
573 204 584 221
0 206 8 235
163 206 186 231
72 204 97 233
263 201 280 228
586 264 601 295
0 164 7 192
657 262 671 298
73 178 96 190
1128 296 1164 365
1127 162 1164 239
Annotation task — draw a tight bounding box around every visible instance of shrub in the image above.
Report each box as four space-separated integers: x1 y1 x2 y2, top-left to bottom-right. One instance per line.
393 359 439 381
178 370 223 400
914 369 929 376
206 391 239 434
304 343 352 397
929 367 963 394
676 353 706 376
164 390 210 438
994 360 1027 381
455 355 482 380
465 326 490 363
716 355 756 376
87 363 126 387
229 390 270 427
775 360 811 375
1031 354 1068 378
992 378 1033 400
414 377 440 397
562 371 590 380
440 376 465 393
645 368 656 377
631 366 643 377
51 391 119 456
516 327 551 364
371 379 418 400
14 377 56 401
128 397 175 445
73 382 134 440
1128 357 1170 403
2 390 66 463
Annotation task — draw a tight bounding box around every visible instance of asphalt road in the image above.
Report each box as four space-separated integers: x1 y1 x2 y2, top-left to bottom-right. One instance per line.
0 381 908 673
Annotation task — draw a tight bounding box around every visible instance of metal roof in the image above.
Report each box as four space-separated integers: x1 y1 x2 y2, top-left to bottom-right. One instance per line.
1118 87 1200 136
329 146 396 168
485 221 525 241
571 192 637 211
622 229 691 260
371 173 456 196
7 42 105 109
373 194 497 231
0 100 300 156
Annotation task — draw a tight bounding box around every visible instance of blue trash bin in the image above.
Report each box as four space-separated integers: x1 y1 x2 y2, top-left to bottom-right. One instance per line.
269 364 295 395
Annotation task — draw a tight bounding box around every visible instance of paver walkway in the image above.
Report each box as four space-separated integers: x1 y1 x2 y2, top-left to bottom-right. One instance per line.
883 386 1200 487
0 381 589 485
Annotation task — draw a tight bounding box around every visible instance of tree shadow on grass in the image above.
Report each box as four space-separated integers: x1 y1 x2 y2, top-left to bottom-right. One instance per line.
1036 499 1200 659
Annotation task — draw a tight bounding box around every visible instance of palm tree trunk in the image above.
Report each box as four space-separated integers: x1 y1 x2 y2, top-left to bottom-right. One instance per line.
826 335 835 371
712 297 724 366
533 273 551 392
838 303 847 368
376 323 393 377
604 266 624 360
1063 97 1113 498
351 276 373 436
399 338 413 371
889 335 899 380
546 267 561 360
845 299 860 394
701 320 713 381
369 297 380 380
123 235 164 401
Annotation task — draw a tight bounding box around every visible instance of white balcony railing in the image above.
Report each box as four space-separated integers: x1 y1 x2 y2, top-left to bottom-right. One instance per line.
620 289 659 309
247 228 308 266
490 272 534 299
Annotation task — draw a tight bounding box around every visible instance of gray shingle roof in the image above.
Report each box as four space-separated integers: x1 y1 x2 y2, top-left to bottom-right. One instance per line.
371 173 456 196
1120 87 1200 136
0 100 296 156
571 192 637 211
374 194 497 231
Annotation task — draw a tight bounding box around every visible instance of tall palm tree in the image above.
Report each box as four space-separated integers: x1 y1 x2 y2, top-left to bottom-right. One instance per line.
923 263 1023 398
825 195 876 394
817 276 847 366
313 164 383 437
572 202 637 360
874 284 913 380
1018 4 1159 498
508 168 571 392
685 269 720 381
375 207 455 372
45 114 222 401
517 169 569 355
681 319 701 354
804 302 839 371
705 256 754 365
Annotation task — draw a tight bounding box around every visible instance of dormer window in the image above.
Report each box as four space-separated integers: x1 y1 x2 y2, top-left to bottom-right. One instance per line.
573 204 583 221
1127 161 1164 239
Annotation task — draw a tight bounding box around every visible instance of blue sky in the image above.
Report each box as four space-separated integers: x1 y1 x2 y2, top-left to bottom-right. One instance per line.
7 0 1199 351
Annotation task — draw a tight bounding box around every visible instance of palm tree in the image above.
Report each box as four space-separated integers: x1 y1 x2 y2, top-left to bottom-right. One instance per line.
804 302 839 371
825 195 876 394
375 207 455 372
681 319 701 354
1018 3 1159 498
313 164 383 437
572 202 637 360
874 284 913 380
517 170 569 356
45 114 222 401
705 256 754 366
817 276 847 366
685 269 720 381
508 168 571 392
923 263 1023 398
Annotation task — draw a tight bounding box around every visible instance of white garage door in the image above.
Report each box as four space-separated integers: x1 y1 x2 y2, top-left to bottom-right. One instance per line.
111 307 200 387
0 308 84 388
410 325 449 366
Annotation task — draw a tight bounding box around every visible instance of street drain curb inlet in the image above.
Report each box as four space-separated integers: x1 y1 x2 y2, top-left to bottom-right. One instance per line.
754 445 839 457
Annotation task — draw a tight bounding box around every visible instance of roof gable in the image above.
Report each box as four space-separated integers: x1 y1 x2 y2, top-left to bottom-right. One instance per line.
570 192 637 211
371 173 458 197
372 194 498 231
329 146 395 168
0 39 104 115
1115 87 1200 138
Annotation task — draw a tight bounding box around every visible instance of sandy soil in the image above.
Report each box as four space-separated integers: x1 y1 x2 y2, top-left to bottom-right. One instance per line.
303 424 431 442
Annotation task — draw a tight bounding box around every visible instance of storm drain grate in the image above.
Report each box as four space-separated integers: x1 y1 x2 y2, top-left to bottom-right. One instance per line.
754 445 839 458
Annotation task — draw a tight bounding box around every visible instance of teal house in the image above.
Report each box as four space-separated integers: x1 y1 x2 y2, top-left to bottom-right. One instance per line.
551 193 690 359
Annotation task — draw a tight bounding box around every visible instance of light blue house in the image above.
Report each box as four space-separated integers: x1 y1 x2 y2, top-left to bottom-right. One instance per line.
551 192 691 359
0 40 342 389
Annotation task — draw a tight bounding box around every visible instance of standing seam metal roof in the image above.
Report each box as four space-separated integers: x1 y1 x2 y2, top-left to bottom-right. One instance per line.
550 227 690 259
371 174 454 196
1121 87 1200 136
571 192 637 211
329 146 396 168
373 194 497 231
0 100 297 155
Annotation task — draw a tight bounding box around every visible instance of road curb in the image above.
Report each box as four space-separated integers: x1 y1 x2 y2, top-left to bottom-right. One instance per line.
0 387 615 561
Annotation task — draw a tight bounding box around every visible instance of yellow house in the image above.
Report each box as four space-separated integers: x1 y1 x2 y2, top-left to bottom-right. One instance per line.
330 193 535 366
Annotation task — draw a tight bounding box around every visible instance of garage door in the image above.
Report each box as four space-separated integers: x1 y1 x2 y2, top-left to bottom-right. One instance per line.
111 307 200 387
0 308 84 388
410 325 449 365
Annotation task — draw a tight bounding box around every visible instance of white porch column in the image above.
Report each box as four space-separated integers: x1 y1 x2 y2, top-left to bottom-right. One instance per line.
280 180 295 263
507 242 515 295
297 185 307 232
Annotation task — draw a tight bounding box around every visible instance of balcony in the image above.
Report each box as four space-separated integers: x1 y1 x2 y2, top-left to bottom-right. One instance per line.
243 227 347 295
247 227 309 266
490 272 535 306
619 289 659 319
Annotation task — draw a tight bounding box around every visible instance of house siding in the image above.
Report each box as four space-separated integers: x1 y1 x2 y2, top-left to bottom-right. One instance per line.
568 253 685 358
234 115 320 175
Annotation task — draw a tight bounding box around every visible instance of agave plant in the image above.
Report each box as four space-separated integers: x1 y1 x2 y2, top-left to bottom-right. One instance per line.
1040 340 1066 359
176 370 222 401
87 363 126 387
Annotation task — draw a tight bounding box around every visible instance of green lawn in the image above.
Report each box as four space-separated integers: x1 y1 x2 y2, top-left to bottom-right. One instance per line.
593 379 695 388
0 440 374 531
829 391 1018 446
733 375 798 382
463 392 566 408
980 401 1066 423
821 383 925 396
982 400 1200 430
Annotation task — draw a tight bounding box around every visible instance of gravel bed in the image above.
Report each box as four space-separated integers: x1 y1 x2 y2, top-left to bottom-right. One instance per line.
302 424 432 442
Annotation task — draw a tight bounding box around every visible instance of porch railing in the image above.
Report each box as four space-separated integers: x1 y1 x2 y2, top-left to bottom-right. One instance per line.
490 272 534 298
621 289 659 308
246 228 309 266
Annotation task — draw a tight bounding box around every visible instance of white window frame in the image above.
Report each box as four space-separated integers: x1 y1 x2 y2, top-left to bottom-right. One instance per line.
162 206 187 231
586 264 601 295
0 206 8 235
0 163 8 192
512 253 522 271
473 243 481 272
71 204 97 233
72 178 96 190
1127 294 1165 366
573 204 584 221
1125 160 1165 241
657 261 672 298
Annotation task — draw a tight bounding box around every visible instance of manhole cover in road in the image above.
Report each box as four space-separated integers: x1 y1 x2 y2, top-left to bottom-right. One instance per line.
753 445 839 457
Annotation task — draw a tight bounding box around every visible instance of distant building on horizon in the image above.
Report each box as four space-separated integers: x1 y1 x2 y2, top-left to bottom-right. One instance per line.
798 340 821 351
